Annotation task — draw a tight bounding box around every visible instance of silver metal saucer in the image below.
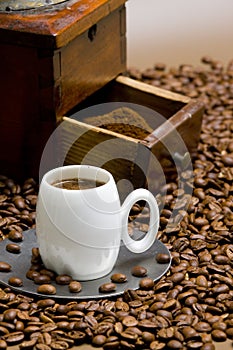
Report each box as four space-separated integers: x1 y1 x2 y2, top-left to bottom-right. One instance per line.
0 229 171 299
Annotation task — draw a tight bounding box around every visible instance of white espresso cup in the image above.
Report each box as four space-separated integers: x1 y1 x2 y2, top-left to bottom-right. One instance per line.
36 165 160 280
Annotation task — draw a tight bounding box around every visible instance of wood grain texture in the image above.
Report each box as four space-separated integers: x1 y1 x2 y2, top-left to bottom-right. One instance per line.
62 76 204 197
0 0 126 48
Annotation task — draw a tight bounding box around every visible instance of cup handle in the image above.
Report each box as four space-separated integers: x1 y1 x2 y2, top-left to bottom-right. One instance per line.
121 188 160 253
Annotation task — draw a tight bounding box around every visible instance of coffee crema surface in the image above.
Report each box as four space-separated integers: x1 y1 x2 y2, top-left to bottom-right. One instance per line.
52 177 106 190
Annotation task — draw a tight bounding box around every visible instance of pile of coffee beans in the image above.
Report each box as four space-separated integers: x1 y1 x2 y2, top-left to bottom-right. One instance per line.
0 176 37 241
0 56 232 350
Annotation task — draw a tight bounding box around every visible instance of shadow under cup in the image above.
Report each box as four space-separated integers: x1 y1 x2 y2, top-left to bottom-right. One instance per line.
36 165 125 281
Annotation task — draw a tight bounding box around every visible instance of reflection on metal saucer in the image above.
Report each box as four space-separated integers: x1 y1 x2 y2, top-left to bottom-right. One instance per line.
0 229 171 299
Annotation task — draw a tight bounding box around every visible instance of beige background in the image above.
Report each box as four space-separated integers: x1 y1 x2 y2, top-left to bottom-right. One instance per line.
126 0 233 69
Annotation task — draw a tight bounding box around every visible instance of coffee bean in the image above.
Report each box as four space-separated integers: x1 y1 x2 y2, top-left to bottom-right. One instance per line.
122 315 138 327
181 326 199 340
8 277 23 287
103 340 120 349
131 265 147 277
196 275 208 288
169 272 185 284
110 273 127 283
211 329 227 342
34 274 51 285
6 243 21 254
37 284 56 295
212 284 230 294
194 322 212 333
19 339 37 349
163 299 177 310
92 334 107 346
69 281 82 293
156 253 170 263
187 340 204 349
167 339 183 349
99 283 116 293
139 277 154 290
3 308 17 321
55 275 72 285
2 331 24 344
212 321 227 331
226 328 233 339
34 344 51 350
150 340 166 350
0 340 7 349
0 261 11 272
200 343 215 350
221 154 233 166
15 321 25 331
140 331 155 343
26 270 40 280
8 230 23 242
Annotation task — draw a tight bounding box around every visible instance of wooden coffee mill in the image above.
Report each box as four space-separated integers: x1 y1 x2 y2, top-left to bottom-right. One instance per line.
0 0 127 178
0 0 204 187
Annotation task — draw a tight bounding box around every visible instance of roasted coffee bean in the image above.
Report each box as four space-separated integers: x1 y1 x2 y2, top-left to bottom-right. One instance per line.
194 322 212 333
26 269 40 280
156 253 170 263
141 331 155 343
2 331 24 344
39 269 56 280
13 197 25 210
212 284 229 294
34 344 51 350
122 315 138 327
212 321 227 331
200 343 215 350
150 340 166 350
69 281 82 293
0 340 7 349
55 275 72 285
131 265 147 277
110 273 127 283
187 340 204 349
196 275 208 288
19 338 37 349
158 327 174 340
99 283 116 293
34 274 51 285
181 326 199 340
3 308 17 321
139 277 154 290
15 321 25 331
103 340 120 349
211 329 227 342
0 261 11 272
6 243 21 254
37 284 56 295
0 324 13 336
8 277 23 287
92 334 107 346
167 339 183 349
8 230 23 242
226 328 233 339
169 272 185 284
222 154 233 166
